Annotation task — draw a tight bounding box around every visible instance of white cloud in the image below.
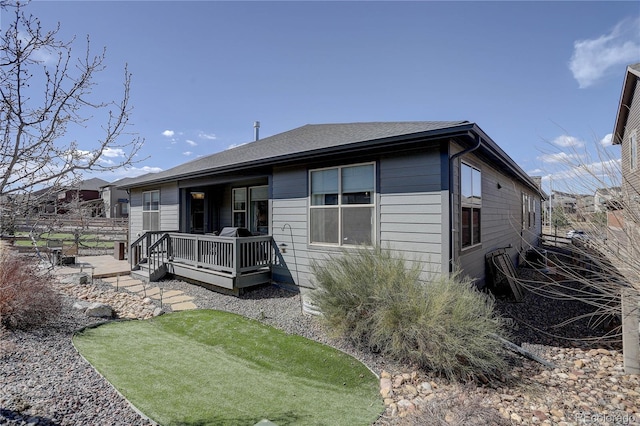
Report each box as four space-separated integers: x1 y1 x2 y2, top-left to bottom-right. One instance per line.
552 135 584 148
198 132 217 140
183 151 193 156
569 17 640 88
186 139 197 147
538 152 581 164
102 147 126 158
162 130 175 137
600 133 613 147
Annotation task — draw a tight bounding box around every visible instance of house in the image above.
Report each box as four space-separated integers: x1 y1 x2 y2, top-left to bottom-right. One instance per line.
99 179 131 219
33 177 108 216
594 187 622 213
612 63 640 230
119 121 544 307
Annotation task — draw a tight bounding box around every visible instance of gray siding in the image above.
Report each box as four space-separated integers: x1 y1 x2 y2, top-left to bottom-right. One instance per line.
270 149 447 289
455 152 541 285
271 166 312 287
621 77 640 201
379 151 446 274
129 183 179 241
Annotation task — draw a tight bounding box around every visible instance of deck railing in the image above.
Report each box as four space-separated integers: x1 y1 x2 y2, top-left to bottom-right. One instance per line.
169 233 273 276
131 232 274 279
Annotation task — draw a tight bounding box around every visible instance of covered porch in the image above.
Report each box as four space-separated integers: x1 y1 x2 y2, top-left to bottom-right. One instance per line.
130 231 274 294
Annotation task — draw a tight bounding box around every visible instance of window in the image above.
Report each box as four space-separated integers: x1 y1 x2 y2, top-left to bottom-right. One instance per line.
249 186 269 235
310 163 375 246
142 190 159 231
631 131 638 171
232 188 247 228
461 163 481 248
232 185 269 234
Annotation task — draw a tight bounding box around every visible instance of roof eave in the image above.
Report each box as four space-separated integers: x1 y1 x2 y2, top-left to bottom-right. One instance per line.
613 65 640 145
119 123 477 189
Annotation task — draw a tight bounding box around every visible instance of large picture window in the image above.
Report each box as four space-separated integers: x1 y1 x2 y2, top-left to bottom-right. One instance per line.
310 163 375 246
142 190 159 231
461 163 481 248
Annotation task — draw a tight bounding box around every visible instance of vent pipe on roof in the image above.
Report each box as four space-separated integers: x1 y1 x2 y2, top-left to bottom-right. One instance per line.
254 121 260 141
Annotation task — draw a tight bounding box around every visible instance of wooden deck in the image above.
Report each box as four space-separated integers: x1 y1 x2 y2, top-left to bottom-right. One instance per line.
130 232 274 293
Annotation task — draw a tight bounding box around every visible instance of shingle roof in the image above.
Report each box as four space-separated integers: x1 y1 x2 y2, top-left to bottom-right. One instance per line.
120 121 470 187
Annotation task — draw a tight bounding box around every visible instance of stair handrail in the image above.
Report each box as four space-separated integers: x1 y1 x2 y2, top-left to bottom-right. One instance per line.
130 230 177 270
146 233 171 280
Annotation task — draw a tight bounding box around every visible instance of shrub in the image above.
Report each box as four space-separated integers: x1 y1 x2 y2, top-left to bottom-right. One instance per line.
0 249 61 330
311 246 509 381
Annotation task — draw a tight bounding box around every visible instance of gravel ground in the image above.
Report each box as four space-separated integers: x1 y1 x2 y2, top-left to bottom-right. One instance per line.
1 294 154 426
1 277 404 426
1 264 633 426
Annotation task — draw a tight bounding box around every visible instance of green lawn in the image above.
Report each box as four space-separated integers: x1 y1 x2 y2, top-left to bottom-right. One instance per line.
13 231 113 248
73 310 384 426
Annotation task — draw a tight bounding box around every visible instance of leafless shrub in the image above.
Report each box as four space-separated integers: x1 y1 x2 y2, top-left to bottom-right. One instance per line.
0 249 61 330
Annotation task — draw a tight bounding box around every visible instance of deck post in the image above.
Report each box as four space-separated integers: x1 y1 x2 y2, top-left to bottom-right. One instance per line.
233 237 240 277
622 289 640 374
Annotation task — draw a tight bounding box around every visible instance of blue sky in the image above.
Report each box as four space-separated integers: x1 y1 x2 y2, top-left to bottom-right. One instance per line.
7 1 640 193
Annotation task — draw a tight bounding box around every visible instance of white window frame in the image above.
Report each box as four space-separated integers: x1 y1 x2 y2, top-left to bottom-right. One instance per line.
232 187 247 228
142 190 160 231
232 185 269 234
308 162 376 247
461 162 481 249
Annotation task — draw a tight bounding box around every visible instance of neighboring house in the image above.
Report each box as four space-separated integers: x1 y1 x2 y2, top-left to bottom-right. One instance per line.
99 180 131 219
594 187 622 213
119 121 543 304
612 63 640 230
34 177 108 215
549 190 577 215
575 194 595 221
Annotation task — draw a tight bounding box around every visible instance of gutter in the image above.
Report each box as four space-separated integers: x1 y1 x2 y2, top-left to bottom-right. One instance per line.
448 133 482 273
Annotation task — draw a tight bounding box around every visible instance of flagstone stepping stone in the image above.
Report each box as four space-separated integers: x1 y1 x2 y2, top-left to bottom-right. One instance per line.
162 294 194 304
171 301 197 311
125 284 146 293
160 290 183 298
143 287 161 297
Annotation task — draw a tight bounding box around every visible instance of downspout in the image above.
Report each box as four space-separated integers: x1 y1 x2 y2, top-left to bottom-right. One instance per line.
448 133 482 274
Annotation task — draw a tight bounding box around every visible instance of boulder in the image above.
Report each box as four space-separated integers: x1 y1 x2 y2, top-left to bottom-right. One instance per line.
85 302 113 318
72 301 91 312
61 273 89 285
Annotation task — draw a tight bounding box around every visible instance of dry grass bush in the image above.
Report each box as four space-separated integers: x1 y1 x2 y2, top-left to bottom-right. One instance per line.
311 246 509 381
0 249 61 330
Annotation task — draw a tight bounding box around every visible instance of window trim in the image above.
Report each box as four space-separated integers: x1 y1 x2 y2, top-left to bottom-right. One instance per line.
232 187 247 228
232 185 269 234
142 190 160 231
460 162 482 250
308 162 376 247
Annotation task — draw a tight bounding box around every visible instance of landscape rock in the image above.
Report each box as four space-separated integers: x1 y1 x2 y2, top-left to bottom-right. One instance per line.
72 301 90 312
61 273 89 285
85 302 113 318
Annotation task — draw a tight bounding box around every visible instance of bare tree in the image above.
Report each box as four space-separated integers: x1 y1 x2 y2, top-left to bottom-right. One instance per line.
0 1 144 201
510 136 640 373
